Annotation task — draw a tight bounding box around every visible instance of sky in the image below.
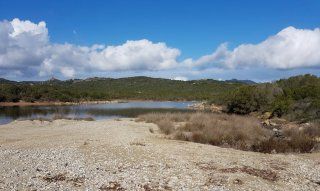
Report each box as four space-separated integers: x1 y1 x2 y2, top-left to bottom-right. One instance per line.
0 0 320 82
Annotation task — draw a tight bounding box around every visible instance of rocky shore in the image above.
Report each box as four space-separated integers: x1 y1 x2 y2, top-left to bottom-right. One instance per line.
0 119 319 190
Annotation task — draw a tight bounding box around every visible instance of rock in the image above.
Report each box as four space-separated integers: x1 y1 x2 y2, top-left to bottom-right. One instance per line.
261 112 272 119
273 129 284 139
270 122 277 126
262 120 271 126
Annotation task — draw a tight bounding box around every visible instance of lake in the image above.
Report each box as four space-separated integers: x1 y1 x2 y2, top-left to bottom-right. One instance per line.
0 101 196 125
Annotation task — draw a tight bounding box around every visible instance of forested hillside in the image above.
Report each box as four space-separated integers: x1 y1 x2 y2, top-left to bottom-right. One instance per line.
0 76 243 102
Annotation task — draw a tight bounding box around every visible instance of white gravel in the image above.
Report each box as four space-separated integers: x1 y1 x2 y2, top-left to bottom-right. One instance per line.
0 119 319 190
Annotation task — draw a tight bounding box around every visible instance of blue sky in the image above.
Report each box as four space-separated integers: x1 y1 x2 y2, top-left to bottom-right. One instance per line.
1 0 320 81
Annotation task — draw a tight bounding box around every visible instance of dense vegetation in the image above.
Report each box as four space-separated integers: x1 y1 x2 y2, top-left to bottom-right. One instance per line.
0 76 243 102
227 74 320 121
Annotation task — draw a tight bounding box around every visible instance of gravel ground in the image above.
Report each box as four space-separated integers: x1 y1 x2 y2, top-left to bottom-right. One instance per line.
0 119 319 191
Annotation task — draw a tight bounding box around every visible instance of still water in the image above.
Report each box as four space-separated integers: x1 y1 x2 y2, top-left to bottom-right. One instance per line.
0 101 195 125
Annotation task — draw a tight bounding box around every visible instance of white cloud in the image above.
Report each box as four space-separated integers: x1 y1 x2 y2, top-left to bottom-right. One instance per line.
0 19 48 72
191 27 320 70
183 43 229 69
89 39 180 71
9 18 47 38
172 76 188 81
60 67 75 78
1 18 320 80
0 18 180 78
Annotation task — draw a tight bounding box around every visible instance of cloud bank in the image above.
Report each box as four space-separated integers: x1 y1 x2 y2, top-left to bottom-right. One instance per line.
1 18 320 79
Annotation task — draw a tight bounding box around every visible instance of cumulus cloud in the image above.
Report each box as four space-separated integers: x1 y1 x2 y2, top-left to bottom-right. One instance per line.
89 39 180 71
0 18 180 78
182 43 229 69
191 27 320 69
0 19 48 72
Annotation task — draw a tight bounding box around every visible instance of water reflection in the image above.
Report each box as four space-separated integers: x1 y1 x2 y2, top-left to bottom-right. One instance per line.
0 101 195 125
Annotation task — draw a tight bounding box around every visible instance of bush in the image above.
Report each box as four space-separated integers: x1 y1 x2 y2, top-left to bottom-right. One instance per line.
157 119 174 135
0 93 6 102
227 86 259 114
253 136 316 153
252 138 290 153
226 74 320 122
288 134 315 153
253 125 318 153
271 96 292 117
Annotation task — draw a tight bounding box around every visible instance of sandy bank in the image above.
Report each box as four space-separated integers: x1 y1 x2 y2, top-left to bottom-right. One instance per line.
0 119 319 190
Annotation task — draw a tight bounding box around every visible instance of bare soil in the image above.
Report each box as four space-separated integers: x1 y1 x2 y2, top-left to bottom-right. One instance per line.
0 119 319 190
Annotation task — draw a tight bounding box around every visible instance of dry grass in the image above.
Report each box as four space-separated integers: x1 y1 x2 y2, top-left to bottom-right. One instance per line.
157 118 174 135
139 112 269 151
138 112 318 153
253 136 315 153
302 123 320 138
179 113 269 150
253 125 319 153
137 112 191 123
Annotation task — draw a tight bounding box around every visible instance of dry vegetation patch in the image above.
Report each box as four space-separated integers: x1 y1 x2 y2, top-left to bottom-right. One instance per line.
219 166 278 182
42 173 85 187
138 112 319 153
99 181 125 191
130 141 146 146
42 173 67 183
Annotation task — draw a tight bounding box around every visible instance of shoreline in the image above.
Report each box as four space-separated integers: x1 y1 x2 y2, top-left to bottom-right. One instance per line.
0 100 195 107
0 100 122 107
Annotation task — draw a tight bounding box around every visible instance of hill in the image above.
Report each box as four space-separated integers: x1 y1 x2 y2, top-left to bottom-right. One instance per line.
0 76 244 102
225 79 256 85
0 78 15 84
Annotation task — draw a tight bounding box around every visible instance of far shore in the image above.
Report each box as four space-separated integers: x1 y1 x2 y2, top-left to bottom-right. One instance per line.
0 100 122 107
0 100 196 107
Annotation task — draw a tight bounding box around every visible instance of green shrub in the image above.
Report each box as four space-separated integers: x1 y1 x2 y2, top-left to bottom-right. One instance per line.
271 96 292 117
227 74 320 121
227 86 259 114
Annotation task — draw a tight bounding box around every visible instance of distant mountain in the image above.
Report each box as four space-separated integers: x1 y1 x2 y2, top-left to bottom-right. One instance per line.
0 78 15 84
225 79 257 85
45 77 62 84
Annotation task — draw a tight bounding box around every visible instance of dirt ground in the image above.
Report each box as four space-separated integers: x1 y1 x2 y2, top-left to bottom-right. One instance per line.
0 119 319 190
